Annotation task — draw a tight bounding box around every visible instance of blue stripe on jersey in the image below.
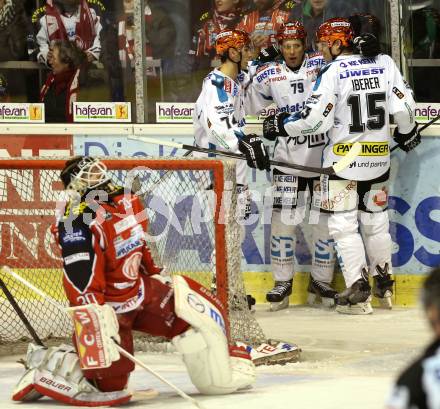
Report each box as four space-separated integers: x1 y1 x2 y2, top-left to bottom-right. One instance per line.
234 130 245 140
211 73 228 103
208 142 216 157
313 63 332 92
283 112 301 124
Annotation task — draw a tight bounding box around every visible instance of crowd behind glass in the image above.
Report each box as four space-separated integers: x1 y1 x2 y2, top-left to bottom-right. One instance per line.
0 0 438 122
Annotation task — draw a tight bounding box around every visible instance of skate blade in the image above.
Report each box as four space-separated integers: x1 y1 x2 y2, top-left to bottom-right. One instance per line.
377 295 393 309
307 292 317 306
307 292 335 308
269 297 289 311
336 302 373 315
321 297 335 308
131 389 159 402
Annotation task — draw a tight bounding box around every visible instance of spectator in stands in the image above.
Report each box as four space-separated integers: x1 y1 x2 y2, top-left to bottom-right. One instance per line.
117 0 176 72
191 0 245 69
39 40 85 122
0 0 30 61
36 0 102 67
387 267 440 409
0 73 9 102
236 0 297 51
290 0 361 48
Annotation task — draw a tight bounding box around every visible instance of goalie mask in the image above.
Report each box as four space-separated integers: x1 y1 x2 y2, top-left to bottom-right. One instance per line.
60 156 111 194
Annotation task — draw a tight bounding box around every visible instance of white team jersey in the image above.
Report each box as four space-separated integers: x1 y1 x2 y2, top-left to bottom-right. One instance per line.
246 52 326 177
283 53 416 181
193 69 248 185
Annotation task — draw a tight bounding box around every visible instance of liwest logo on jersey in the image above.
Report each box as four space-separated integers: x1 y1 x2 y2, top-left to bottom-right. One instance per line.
333 142 389 156
339 67 385 79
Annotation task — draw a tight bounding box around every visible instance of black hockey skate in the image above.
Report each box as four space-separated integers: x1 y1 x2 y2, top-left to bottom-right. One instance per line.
373 263 394 309
307 278 337 308
266 279 293 311
335 270 372 315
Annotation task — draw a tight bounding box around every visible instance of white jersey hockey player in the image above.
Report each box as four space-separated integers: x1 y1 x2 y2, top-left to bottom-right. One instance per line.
193 28 270 221
246 21 337 310
263 18 419 314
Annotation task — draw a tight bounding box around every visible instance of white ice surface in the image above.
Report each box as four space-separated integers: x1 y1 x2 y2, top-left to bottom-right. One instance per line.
0 306 431 409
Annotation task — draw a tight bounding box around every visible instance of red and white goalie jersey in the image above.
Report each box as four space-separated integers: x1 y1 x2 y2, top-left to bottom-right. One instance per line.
246 52 326 177
52 189 162 311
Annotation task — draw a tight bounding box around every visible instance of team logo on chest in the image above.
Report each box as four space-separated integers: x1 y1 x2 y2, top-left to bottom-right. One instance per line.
122 252 142 280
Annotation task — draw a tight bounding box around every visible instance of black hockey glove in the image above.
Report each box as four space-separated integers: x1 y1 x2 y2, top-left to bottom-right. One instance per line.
256 45 281 64
263 112 289 141
393 123 421 152
238 134 270 171
353 34 381 58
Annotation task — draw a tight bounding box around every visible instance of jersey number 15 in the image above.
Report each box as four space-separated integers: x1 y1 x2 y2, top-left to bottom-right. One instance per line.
348 92 386 133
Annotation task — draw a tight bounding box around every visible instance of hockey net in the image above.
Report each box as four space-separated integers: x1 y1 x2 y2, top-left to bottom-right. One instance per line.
0 157 266 354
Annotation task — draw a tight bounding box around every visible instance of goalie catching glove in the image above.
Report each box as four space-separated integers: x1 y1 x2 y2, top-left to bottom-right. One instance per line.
238 134 270 171
263 112 289 140
393 123 421 152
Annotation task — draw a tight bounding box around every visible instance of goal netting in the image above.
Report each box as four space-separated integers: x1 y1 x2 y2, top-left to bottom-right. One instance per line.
0 157 266 354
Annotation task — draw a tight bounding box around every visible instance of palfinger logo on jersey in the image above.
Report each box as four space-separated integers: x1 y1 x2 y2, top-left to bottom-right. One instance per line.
333 142 389 156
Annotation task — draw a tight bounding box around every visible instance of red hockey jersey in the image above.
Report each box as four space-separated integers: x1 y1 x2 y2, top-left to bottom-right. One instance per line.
52 189 162 313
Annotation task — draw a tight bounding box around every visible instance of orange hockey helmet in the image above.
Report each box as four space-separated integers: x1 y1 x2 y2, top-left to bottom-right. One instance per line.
276 21 307 44
215 29 250 56
316 18 354 48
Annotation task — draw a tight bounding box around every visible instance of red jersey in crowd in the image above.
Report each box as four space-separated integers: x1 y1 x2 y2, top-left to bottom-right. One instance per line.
236 0 296 48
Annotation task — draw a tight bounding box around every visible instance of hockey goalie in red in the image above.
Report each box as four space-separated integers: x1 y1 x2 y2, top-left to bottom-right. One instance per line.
12 156 255 406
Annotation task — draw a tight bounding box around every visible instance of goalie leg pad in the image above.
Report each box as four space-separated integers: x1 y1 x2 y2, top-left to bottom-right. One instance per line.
171 275 256 395
12 343 131 407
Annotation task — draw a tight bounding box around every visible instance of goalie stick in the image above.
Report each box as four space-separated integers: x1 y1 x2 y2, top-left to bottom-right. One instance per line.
0 277 44 347
1 266 206 409
129 136 362 175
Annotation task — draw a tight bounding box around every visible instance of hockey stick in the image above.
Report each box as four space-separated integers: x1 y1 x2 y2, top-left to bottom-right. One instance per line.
390 114 440 153
129 135 362 175
1 266 206 409
0 275 44 347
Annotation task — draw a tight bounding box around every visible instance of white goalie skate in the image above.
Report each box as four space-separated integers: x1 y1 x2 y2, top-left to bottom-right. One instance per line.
307 278 337 308
335 273 373 315
266 279 293 311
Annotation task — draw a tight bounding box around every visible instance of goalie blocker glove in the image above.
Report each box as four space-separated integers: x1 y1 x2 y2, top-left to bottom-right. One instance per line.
263 112 289 141
393 123 421 152
238 134 270 171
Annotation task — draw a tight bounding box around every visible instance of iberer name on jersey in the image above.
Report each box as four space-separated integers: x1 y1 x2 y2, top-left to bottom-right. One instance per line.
352 77 380 91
